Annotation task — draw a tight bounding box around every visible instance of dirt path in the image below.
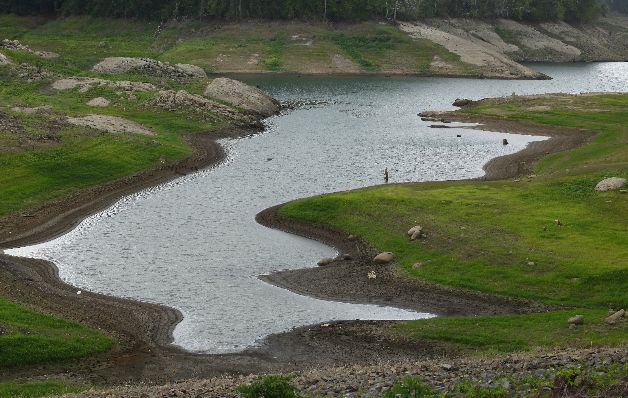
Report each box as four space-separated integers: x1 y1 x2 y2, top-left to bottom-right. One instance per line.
0 115 597 384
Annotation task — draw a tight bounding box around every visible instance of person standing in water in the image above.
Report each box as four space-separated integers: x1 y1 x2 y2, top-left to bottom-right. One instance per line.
384 167 389 183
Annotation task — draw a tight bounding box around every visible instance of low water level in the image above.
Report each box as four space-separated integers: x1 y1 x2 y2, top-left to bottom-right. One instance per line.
7 63 628 353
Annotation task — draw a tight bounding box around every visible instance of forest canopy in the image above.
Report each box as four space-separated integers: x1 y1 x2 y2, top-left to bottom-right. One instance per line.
0 0 616 23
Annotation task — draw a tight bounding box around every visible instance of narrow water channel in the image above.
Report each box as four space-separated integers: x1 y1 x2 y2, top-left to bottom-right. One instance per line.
7 63 628 353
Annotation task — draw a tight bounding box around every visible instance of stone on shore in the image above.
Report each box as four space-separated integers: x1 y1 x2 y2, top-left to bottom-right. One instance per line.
373 252 394 264
317 258 335 267
204 77 280 117
453 98 473 107
594 177 626 192
605 309 625 324
567 315 584 325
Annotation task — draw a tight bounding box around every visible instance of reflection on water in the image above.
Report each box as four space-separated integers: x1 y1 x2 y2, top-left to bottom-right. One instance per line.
7 63 628 353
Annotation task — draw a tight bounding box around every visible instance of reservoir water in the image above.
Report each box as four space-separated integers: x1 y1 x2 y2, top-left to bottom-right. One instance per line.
7 63 628 353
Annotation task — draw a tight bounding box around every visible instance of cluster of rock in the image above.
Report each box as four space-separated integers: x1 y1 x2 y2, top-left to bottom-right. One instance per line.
92 57 206 79
204 77 281 117
0 52 10 65
144 89 257 126
61 348 626 398
568 309 626 328
12 63 57 82
0 38 58 59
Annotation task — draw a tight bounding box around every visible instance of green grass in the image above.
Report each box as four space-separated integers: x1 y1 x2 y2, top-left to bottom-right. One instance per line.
0 299 112 368
279 93 628 353
396 310 626 355
0 381 87 398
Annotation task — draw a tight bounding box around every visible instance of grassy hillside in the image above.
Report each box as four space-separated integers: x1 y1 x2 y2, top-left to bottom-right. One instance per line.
0 15 473 76
280 93 628 353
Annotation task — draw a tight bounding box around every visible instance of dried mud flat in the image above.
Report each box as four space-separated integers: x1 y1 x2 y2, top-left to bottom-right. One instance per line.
0 112 610 387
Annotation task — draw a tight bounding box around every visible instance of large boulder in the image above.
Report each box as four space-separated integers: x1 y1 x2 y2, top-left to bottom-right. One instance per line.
595 177 626 192
0 52 10 65
92 57 206 79
373 252 395 264
204 78 280 117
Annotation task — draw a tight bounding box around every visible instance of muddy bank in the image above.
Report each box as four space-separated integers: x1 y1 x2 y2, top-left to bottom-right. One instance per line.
256 206 548 317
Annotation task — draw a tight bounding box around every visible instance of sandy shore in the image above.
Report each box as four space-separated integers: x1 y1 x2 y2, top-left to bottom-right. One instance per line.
0 112 596 384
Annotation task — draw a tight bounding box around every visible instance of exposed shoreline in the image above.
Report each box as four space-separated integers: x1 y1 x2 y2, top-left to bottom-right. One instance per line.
0 108 597 383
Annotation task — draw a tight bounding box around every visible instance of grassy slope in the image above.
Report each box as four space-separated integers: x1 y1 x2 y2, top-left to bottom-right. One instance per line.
0 15 470 76
0 298 112 368
280 93 628 355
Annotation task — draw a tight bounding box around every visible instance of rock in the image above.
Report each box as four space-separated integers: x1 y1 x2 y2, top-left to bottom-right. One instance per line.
453 98 472 107
595 177 626 192
367 271 377 279
175 63 207 79
0 52 10 65
204 77 280 117
92 57 205 79
347 235 357 241
87 97 111 107
317 258 335 267
412 262 424 269
429 124 450 128
145 89 256 126
568 315 584 325
407 226 422 237
408 226 424 241
373 252 394 264
503 138 509 145
337 253 353 261
605 309 625 324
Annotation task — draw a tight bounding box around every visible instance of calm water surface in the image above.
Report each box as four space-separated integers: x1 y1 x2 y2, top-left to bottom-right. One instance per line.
7 63 628 353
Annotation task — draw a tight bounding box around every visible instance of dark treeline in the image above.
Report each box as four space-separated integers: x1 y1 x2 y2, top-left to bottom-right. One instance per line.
0 0 614 22
606 0 628 13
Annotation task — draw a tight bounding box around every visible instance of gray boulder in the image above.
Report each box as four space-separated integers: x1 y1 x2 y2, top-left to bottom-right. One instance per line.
204 77 280 117
373 252 394 264
595 177 626 192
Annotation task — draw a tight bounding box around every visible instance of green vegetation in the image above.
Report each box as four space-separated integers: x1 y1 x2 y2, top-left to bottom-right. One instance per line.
237 375 305 398
0 381 87 398
396 310 627 355
0 0 609 23
0 298 112 368
279 93 628 352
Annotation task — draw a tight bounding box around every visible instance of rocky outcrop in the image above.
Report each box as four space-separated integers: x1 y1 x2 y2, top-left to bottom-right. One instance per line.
144 89 257 125
595 177 626 192
399 16 628 79
204 78 281 117
0 52 10 65
1 39 58 58
92 57 206 79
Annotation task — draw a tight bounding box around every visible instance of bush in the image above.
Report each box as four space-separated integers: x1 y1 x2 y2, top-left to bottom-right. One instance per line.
237 375 303 398
382 377 436 398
